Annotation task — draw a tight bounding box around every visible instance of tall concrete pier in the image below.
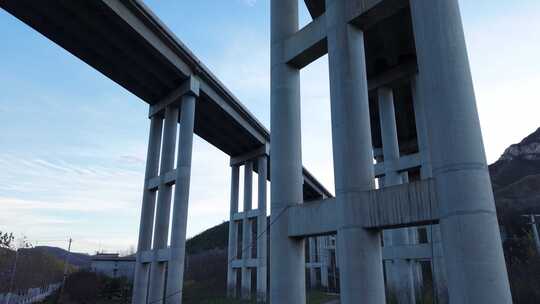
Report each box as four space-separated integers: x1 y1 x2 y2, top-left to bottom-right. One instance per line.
270 0 306 303
410 0 512 302
378 86 415 304
325 0 385 303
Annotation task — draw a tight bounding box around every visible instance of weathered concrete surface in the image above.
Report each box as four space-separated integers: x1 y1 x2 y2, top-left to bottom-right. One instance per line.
288 180 438 237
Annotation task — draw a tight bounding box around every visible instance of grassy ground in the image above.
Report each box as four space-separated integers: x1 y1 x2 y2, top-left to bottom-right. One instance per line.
307 290 339 304
181 286 338 304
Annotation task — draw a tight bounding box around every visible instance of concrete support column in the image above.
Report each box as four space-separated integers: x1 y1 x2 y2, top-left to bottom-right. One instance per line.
308 238 317 288
256 155 268 302
429 224 448 303
132 116 163 304
412 76 448 303
326 0 385 303
410 1 512 303
270 0 306 303
227 165 240 297
166 94 197 304
242 161 253 299
378 87 402 186
411 77 432 179
378 87 415 304
148 106 179 304
319 236 329 289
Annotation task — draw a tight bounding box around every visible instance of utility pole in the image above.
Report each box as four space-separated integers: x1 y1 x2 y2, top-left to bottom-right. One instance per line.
522 215 540 254
59 238 72 300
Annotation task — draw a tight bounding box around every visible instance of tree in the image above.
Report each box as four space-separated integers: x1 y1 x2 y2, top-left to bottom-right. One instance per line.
0 231 15 249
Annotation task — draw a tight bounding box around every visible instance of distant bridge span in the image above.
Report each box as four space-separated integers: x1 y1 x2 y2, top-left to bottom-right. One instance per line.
0 0 331 200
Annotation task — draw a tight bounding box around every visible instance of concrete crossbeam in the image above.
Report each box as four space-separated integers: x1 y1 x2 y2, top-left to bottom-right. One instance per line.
137 248 171 263
288 198 337 237
346 0 408 29
363 179 438 229
229 144 269 166
382 243 434 261
148 76 200 118
231 210 265 221
231 259 260 269
367 60 418 91
146 169 177 191
383 243 444 261
374 153 421 177
283 14 327 69
305 262 323 268
288 180 438 237
304 0 406 27
286 0 410 70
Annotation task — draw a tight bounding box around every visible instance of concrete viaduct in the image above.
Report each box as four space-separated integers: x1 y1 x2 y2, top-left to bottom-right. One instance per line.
1 0 513 304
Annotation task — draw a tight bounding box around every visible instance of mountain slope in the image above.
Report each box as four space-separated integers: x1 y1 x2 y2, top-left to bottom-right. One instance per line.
186 222 229 254
0 247 67 293
33 246 91 268
489 127 540 233
490 127 540 187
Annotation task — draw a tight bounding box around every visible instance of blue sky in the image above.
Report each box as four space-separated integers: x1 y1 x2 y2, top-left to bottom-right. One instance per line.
0 0 539 253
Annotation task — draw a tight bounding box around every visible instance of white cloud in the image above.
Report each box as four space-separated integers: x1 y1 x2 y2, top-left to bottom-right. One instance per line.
240 0 257 7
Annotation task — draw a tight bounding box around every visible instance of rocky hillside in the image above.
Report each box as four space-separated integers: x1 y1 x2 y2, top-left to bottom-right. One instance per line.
490 127 540 233
491 127 540 187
